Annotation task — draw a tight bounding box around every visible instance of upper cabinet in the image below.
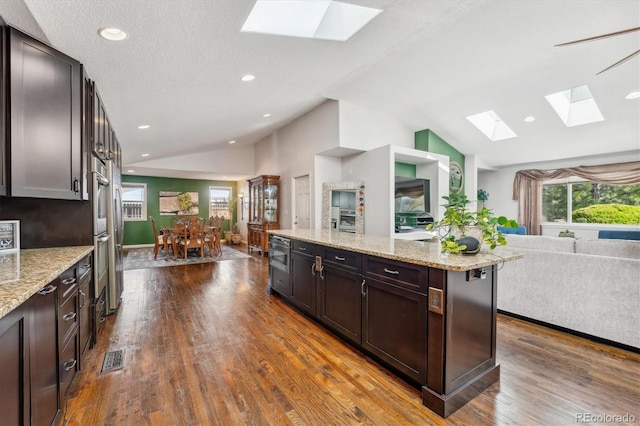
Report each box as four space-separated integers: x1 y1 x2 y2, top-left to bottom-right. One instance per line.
7 27 82 200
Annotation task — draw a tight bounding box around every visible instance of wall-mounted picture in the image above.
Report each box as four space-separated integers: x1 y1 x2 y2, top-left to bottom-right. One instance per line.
0 220 20 252
159 191 199 215
449 161 464 194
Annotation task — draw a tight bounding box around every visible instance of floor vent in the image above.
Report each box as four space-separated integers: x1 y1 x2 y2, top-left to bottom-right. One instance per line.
101 349 125 373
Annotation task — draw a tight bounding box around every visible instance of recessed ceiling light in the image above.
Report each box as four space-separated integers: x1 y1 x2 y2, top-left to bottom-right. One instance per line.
98 27 128 41
241 75 255 82
241 0 382 42
625 91 640 99
127 170 135 173
466 110 517 141
545 85 604 127
138 125 150 129
263 113 271 118
229 140 236 144
524 116 536 122
141 153 150 157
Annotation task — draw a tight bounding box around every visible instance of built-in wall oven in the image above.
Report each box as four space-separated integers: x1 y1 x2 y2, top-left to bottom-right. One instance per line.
92 158 110 303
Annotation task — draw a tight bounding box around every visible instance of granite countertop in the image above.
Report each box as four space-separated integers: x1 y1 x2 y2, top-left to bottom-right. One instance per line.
0 246 94 319
269 229 523 272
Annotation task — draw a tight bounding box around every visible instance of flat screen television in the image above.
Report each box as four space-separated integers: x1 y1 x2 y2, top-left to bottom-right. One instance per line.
395 177 430 214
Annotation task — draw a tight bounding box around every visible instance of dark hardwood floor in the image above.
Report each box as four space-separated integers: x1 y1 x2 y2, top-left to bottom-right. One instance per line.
63 244 640 425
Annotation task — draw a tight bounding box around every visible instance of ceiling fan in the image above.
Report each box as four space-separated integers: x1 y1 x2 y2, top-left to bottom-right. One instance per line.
555 26 640 75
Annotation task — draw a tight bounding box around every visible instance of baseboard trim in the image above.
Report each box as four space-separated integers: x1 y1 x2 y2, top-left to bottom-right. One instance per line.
497 310 639 354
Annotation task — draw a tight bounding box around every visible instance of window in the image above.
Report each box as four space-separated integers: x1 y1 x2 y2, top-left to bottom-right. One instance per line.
542 181 640 224
210 186 232 219
122 183 147 221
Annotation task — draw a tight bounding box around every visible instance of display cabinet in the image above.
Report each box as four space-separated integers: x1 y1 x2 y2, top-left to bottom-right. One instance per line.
247 175 280 255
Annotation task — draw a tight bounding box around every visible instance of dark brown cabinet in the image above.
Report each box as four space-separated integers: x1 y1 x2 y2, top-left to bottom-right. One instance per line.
290 250 316 316
0 24 7 196
78 264 93 362
317 246 363 345
247 175 280 255
0 283 60 426
8 27 82 200
0 296 30 425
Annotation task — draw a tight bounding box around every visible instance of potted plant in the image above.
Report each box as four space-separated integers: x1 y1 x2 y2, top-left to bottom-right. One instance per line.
558 229 575 238
427 193 518 255
477 188 489 208
231 222 242 245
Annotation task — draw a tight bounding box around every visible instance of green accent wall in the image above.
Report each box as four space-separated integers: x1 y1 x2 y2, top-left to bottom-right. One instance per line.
394 162 416 178
414 129 465 173
122 175 237 246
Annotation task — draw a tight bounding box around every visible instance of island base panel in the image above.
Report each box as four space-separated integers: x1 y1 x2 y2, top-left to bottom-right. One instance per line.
422 364 500 418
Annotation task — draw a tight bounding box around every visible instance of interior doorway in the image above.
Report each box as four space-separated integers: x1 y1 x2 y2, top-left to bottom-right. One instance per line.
294 175 310 229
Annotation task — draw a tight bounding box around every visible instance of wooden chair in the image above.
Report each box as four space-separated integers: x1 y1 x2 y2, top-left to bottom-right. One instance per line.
206 215 224 256
150 216 165 260
176 221 205 258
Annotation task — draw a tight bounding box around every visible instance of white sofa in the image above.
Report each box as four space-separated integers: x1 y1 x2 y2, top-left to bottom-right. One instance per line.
498 235 640 349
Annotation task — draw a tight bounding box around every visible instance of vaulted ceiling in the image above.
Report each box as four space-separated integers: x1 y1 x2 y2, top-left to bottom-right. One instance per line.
1 0 638 179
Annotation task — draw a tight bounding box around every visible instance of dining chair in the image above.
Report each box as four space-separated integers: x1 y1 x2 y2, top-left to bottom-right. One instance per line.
206 215 224 256
149 216 165 260
176 221 205 258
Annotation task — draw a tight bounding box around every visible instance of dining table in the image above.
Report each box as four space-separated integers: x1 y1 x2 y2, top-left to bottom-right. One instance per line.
160 225 219 260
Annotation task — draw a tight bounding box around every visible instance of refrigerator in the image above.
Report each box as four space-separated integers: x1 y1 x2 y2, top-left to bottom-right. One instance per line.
106 159 124 313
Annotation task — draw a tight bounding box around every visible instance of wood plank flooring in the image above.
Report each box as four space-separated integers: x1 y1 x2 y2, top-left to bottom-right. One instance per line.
63 244 640 425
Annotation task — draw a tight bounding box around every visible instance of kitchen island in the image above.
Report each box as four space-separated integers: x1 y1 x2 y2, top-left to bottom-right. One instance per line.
267 229 522 418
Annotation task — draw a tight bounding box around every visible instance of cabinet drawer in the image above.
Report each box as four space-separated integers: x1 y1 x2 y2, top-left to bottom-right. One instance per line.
271 267 291 297
59 267 78 303
364 255 428 294
59 293 79 343
77 254 92 282
322 247 361 272
292 240 316 257
59 332 78 398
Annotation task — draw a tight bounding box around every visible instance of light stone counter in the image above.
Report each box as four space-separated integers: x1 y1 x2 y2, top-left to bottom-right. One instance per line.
269 229 523 271
0 246 93 319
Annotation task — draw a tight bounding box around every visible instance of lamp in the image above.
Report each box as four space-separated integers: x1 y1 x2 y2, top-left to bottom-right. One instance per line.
238 192 245 220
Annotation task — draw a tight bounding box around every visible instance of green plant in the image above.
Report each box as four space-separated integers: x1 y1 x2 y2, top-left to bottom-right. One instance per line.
427 193 518 254
572 204 640 224
477 188 489 202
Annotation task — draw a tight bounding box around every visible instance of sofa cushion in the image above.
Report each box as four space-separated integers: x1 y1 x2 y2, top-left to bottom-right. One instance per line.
505 234 575 253
575 238 640 260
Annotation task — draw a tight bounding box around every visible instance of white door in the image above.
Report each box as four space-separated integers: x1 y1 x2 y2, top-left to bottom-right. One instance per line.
294 175 310 229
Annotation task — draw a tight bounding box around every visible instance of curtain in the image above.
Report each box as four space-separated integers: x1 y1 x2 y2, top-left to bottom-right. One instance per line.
513 161 640 235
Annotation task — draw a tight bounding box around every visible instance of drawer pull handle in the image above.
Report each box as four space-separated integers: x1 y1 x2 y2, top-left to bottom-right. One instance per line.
320 266 325 280
311 262 316 276
38 285 57 295
299 247 307 251
334 256 346 261
64 360 77 371
361 279 366 296
383 268 399 275
63 312 77 322
62 278 77 285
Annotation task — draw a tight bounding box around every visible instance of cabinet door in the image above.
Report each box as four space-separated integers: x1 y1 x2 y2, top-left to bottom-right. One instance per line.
30 284 61 426
270 266 291 297
9 27 81 200
80 67 91 201
362 277 427 384
0 299 30 426
78 273 93 361
317 264 362 345
290 252 316 316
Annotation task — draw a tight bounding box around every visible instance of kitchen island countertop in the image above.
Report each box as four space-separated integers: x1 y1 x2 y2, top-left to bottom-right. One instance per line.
269 229 523 271
0 246 94 319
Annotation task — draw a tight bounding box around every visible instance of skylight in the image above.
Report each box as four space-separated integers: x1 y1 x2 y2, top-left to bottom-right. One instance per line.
241 0 382 42
466 111 517 141
545 85 604 127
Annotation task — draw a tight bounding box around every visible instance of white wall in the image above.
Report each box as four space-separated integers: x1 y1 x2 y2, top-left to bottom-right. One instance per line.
254 100 340 229
478 151 640 234
342 146 393 236
338 101 414 151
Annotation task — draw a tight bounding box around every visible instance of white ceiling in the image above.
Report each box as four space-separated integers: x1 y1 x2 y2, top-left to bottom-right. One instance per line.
1 0 639 179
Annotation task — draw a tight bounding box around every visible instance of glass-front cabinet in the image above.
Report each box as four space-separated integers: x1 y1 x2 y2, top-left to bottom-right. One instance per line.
248 175 280 255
